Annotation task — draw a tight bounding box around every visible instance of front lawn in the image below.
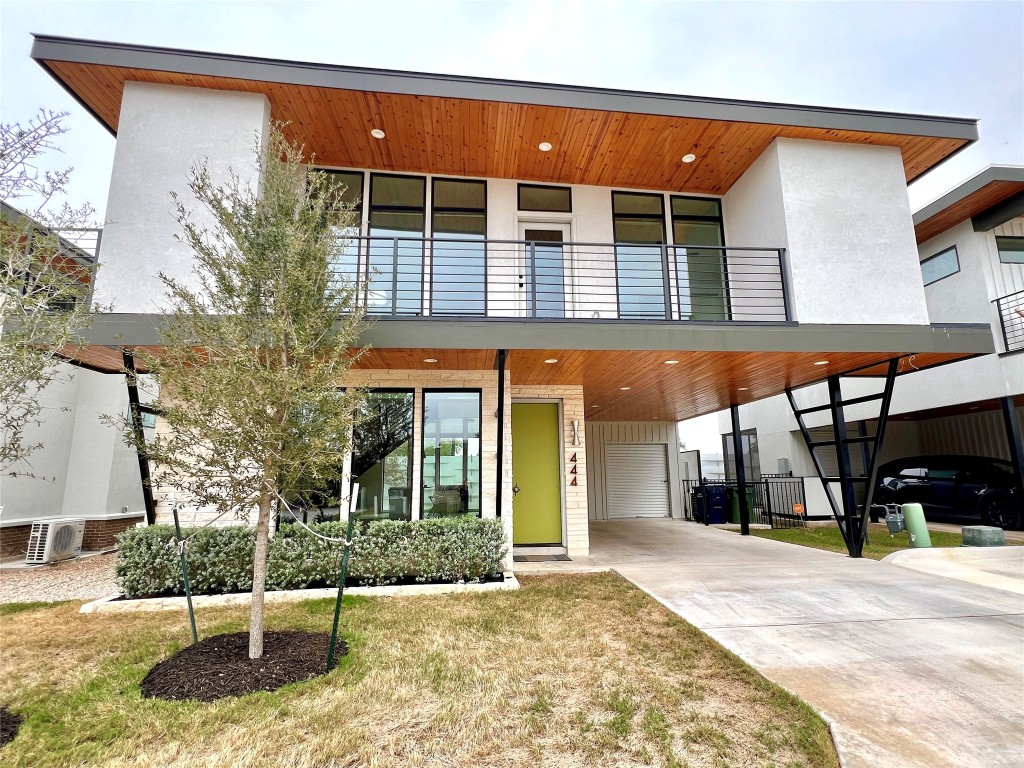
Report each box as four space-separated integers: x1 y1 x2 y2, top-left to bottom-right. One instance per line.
0 573 837 768
750 523 976 559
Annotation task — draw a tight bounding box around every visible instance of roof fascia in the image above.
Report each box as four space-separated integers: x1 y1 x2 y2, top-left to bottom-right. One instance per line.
913 165 1024 225
972 190 1024 232
31 34 979 141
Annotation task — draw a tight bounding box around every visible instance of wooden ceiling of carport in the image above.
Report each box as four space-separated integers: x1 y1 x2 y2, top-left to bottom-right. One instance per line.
65 344 973 422
42 60 968 195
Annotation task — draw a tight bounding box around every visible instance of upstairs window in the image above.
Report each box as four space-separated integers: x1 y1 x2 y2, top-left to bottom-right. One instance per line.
431 178 487 315
920 246 960 286
317 169 364 286
368 174 426 315
518 184 572 213
612 191 667 318
671 196 726 320
996 236 1024 264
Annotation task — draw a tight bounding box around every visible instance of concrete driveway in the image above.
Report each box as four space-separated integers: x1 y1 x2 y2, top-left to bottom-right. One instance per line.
519 519 1024 768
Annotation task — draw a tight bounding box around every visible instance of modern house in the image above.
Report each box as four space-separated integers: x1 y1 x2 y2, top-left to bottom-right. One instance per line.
18 34 998 560
717 165 1024 527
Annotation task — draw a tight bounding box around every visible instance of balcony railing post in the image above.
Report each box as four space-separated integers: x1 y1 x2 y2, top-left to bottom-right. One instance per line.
661 244 673 320
778 247 794 322
529 241 538 319
391 238 399 317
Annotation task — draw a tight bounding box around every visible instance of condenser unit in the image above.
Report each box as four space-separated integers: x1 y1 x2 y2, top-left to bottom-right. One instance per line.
25 518 85 565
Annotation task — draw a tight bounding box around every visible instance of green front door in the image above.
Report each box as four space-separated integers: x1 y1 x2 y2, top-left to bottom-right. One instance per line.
512 402 562 544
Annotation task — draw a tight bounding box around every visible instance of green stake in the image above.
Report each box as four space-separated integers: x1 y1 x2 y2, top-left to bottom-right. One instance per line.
172 505 199 645
326 512 356 672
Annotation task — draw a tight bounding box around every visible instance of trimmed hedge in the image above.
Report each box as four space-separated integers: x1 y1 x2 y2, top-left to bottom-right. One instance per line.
115 517 507 599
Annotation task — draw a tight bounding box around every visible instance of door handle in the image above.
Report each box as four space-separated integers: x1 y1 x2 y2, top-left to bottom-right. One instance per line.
512 483 521 496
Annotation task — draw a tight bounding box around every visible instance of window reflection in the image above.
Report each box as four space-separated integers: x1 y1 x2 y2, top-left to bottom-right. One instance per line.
352 390 414 521
422 391 481 517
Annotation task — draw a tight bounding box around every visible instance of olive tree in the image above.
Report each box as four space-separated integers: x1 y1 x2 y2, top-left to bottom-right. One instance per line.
131 126 367 658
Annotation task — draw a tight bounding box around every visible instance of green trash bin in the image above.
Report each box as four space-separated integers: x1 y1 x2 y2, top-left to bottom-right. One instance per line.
728 487 756 524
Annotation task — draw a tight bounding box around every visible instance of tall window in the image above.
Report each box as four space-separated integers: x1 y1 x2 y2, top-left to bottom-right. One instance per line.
422 391 481 518
723 428 761 481
318 169 363 288
368 174 425 315
671 196 727 320
612 192 667 319
431 179 487 315
351 390 414 521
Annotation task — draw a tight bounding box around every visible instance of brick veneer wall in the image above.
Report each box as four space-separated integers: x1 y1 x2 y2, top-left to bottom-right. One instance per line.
0 525 32 558
1 516 145 558
82 516 145 550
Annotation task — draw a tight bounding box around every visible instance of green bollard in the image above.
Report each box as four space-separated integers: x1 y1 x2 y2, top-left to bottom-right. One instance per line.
901 503 932 548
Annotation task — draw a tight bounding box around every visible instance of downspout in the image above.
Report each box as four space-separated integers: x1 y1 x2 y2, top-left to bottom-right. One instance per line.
122 349 156 525
495 349 507 518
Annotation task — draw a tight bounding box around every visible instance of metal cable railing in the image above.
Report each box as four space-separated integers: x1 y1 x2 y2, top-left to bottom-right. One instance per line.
995 289 1024 352
331 236 790 322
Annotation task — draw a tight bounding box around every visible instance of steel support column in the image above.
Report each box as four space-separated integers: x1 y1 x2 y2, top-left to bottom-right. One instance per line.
730 404 750 535
495 349 508 518
122 349 156 525
828 375 860 556
1000 396 1024 503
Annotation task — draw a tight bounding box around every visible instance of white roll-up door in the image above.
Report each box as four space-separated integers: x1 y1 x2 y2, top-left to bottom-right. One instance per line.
605 443 670 518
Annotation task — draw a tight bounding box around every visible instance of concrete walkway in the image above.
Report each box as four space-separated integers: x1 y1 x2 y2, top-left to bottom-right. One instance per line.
517 520 1024 768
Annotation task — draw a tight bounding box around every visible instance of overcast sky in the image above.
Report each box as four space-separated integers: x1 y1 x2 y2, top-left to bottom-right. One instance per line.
2 0 1022 452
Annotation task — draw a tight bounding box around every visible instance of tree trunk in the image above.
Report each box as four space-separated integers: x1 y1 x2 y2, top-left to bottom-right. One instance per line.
249 491 274 659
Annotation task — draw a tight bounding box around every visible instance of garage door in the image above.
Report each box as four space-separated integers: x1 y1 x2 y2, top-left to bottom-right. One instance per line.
605 443 671 518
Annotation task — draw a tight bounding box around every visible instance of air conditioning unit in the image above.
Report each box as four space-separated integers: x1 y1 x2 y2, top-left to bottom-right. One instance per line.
25 518 85 565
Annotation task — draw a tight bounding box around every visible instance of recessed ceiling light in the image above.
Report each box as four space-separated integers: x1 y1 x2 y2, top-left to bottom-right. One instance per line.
738 387 749 391
423 358 437 363
620 386 631 391
681 153 697 163
543 358 558 364
970 406 979 410
538 141 553 152
664 360 679 365
370 128 386 139
813 360 829 366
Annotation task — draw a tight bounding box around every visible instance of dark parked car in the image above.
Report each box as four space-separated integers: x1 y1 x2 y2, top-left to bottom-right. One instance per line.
874 455 1022 529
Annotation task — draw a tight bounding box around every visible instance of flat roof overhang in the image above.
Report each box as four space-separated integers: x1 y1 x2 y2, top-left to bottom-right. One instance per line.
914 165 1024 244
64 315 993 422
31 34 978 195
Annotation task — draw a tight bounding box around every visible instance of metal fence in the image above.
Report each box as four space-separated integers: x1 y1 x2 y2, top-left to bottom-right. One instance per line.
995 289 1024 353
331 236 790 322
681 476 808 529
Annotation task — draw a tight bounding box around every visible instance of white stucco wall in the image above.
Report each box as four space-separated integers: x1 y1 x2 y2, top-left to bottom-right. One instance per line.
97 82 271 312
0 364 144 525
724 138 928 325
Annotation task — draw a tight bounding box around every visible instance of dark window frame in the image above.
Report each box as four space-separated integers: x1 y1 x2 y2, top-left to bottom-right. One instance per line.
920 245 961 286
315 168 365 218
611 191 667 243
420 388 484 519
431 177 488 234
995 235 1024 264
518 183 573 213
350 388 416 521
670 194 729 321
430 178 488 316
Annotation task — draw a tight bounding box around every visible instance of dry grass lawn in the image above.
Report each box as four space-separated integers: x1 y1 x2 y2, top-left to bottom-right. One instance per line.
0 573 837 767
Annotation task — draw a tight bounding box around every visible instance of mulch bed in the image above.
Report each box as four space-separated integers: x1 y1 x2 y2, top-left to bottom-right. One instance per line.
0 707 23 748
140 631 346 702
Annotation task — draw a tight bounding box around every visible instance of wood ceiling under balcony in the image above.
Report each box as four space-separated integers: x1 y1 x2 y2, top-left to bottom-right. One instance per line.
40 54 972 196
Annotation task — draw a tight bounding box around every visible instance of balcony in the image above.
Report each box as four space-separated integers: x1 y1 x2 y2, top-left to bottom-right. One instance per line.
334 236 791 323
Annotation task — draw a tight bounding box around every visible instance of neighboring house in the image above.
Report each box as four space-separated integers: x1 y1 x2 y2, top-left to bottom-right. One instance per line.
0 202 147 558
27 35 995 559
717 166 1024 524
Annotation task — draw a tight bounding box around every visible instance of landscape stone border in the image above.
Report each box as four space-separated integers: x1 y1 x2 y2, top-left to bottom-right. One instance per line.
80 572 520 613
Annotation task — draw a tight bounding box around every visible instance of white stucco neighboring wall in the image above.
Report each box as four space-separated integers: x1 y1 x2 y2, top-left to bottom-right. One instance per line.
0 365 144 525
97 82 271 312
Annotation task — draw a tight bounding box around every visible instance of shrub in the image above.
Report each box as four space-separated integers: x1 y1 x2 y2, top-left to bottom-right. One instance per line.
115 517 507 599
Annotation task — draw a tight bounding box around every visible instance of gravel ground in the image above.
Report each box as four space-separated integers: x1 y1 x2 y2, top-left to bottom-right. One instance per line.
0 553 120 604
